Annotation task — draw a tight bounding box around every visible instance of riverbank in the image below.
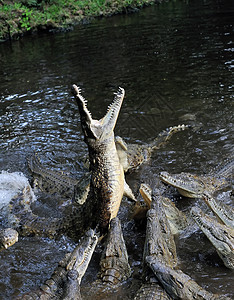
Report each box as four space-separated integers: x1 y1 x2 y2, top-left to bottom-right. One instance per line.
0 0 163 42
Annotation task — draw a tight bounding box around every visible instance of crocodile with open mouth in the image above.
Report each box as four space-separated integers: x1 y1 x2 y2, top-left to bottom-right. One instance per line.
18 228 98 299
6 86 134 240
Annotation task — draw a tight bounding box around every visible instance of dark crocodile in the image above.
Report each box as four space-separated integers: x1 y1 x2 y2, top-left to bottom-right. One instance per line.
18 229 98 299
28 153 80 198
144 192 232 299
28 153 91 205
73 84 135 230
191 206 234 269
0 228 18 250
159 158 233 198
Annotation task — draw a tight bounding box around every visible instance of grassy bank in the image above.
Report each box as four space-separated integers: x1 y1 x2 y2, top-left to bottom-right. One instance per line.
0 0 162 42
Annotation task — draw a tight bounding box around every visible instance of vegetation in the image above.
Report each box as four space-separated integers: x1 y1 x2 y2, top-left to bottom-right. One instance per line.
0 0 161 42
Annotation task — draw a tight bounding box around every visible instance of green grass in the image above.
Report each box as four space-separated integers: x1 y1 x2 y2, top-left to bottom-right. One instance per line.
0 0 161 41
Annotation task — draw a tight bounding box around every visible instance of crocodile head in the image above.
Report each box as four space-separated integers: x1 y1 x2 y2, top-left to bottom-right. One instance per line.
0 228 18 250
159 171 205 198
65 228 98 284
73 84 125 143
190 206 234 269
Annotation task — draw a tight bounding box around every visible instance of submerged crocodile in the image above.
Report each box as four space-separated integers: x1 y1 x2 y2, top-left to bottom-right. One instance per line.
0 228 18 250
143 192 231 299
28 153 90 205
19 229 98 299
191 206 234 269
159 158 233 198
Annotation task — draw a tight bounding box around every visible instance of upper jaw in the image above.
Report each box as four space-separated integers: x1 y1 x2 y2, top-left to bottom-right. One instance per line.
73 85 125 140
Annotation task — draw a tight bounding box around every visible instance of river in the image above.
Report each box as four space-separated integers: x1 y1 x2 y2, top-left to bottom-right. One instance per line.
0 0 233 298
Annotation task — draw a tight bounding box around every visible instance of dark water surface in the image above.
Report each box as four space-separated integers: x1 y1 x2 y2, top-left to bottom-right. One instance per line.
0 0 233 298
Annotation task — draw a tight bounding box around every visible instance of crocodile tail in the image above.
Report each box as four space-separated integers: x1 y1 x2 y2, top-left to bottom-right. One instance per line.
150 124 191 151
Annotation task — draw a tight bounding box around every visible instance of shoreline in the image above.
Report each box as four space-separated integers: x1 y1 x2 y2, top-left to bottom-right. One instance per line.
0 0 163 43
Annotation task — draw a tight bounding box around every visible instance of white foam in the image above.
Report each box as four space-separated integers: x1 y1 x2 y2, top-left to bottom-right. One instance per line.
0 171 36 210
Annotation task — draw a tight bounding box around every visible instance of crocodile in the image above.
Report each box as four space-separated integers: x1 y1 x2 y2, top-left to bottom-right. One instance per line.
28 153 91 205
134 189 177 299
146 256 231 300
27 153 81 199
3 86 134 240
99 217 131 284
191 206 234 269
18 228 98 299
133 183 189 235
159 158 233 198
72 84 135 230
0 228 18 250
143 193 231 299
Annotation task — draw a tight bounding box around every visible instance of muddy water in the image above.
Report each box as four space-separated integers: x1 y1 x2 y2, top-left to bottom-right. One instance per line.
0 0 233 298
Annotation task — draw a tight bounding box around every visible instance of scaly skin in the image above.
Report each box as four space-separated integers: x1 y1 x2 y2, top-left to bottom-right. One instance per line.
28 153 80 198
202 192 234 229
143 194 177 269
159 158 233 198
191 206 234 269
115 124 190 173
7 86 133 238
99 217 131 284
133 183 189 235
0 228 18 250
18 229 98 299
28 153 91 205
146 256 231 300
134 282 172 300
134 190 176 299
8 181 97 240
141 190 231 299
73 84 134 230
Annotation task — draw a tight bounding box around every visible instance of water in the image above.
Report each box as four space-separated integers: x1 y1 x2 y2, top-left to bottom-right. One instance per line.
0 0 233 298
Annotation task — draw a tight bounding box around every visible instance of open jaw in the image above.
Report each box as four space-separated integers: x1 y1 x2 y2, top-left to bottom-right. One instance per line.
159 171 205 198
73 84 125 140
